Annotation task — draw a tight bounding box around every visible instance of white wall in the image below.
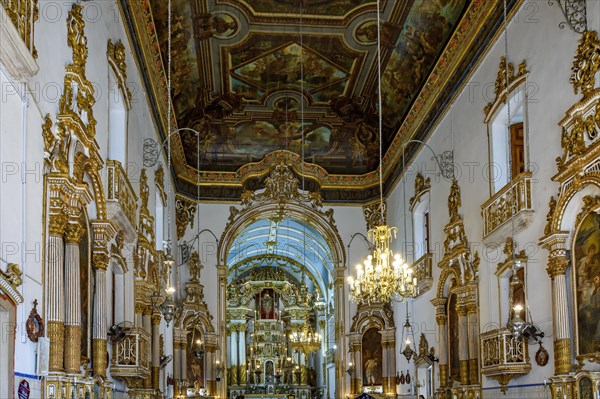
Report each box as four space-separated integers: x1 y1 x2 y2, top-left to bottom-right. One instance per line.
1 0 177 394
385 1 581 396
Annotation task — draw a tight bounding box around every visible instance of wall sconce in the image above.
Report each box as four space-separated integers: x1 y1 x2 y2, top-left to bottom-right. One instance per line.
346 362 355 376
214 359 223 382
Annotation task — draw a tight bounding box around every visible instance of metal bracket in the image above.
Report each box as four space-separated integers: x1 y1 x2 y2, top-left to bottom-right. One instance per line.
434 150 455 180
143 138 159 167
549 0 587 33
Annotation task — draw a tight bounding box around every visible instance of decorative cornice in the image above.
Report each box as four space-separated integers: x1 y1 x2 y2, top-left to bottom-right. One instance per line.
107 39 131 108
0 263 23 303
484 57 528 119
409 173 430 211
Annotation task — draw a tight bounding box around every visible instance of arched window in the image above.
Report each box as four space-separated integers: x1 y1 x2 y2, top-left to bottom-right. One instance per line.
410 173 431 261
485 59 530 195
108 69 127 164
107 39 131 165
110 261 126 326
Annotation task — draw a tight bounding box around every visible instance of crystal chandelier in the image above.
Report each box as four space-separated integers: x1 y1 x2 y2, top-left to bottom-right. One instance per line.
348 225 418 304
289 324 322 354
346 0 417 305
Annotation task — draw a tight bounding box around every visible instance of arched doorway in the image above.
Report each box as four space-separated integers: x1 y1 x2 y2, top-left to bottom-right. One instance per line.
218 163 346 399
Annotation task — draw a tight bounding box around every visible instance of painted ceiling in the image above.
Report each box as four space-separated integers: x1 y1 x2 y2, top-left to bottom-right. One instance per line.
120 0 514 202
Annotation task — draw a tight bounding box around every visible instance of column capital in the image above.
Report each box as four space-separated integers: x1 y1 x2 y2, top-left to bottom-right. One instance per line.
152 314 162 326
466 303 478 314
547 255 569 278
456 305 468 317
92 252 110 270
49 210 68 236
65 218 86 244
436 314 448 326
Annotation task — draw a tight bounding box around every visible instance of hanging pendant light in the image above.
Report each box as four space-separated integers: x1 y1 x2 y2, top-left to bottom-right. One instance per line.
160 0 178 326
400 302 416 361
346 0 417 305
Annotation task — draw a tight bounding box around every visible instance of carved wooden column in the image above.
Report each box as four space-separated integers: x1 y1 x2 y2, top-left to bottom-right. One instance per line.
206 343 216 396
467 301 479 385
432 298 448 389
542 234 572 375
238 324 247 385
173 338 182 394
334 266 347 399
91 220 115 377
457 301 470 385
230 328 239 385
382 341 390 394
47 203 67 372
349 334 362 394
217 264 227 399
152 313 161 390
64 211 85 374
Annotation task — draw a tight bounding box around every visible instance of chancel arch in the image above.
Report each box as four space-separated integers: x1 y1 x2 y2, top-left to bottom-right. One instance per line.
218 163 346 399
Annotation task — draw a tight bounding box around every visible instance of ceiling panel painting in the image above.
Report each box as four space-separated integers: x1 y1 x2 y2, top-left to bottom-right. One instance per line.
381 0 468 125
237 0 373 17
151 0 203 122
226 35 358 104
121 0 513 201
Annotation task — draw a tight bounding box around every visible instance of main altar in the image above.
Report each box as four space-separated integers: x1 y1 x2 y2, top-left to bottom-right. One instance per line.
226 266 325 399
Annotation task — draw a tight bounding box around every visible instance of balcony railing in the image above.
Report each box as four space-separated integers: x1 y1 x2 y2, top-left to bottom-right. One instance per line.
1 0 38 56
412 253 433 297
480 328 530 392
481 172 533 245
110 327 151 379
106 160 138 241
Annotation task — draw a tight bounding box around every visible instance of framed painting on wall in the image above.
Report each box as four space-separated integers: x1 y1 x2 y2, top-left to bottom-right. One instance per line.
573 211 600 361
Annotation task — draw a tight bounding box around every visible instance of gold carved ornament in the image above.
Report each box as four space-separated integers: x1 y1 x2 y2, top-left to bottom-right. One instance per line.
409 173 430 208
107 39 131 105
484 57 527 116
175 195 197 240
571 30 600 98
1 0 39 58
1 263 23 288
362 201 386 231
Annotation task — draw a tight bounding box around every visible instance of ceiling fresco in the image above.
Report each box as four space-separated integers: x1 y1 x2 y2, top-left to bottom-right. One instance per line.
120 0 515 202
381 0 467 126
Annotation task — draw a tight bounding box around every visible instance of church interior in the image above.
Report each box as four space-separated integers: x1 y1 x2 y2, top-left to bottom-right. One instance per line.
2 0 600 398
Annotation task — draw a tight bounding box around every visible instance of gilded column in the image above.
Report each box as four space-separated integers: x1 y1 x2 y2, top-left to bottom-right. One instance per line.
432 298 448 389
457 302 469 385
230 328 239 385
143 307 152 388
173 340 181 392
47 207 67 372
354 344 362 394
388 340 396 395
381 341 389 393
467 302 479 385
64 214 85 374
91 220 115 378
334 266 347 399
152 314 161 390
92 251 109 376
238 325 247 385
181 342 188 384
206 345 216 396
548 253 571 375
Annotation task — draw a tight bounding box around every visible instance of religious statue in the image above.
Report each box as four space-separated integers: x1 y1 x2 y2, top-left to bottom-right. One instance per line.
189 251 202 282
448 179 461 222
